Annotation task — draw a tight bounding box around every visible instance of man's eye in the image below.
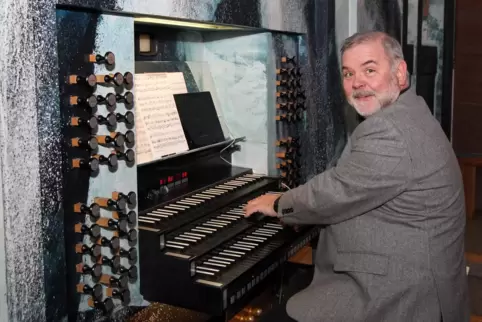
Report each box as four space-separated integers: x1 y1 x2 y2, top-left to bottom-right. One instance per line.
343 72 353 78
366 68 375 74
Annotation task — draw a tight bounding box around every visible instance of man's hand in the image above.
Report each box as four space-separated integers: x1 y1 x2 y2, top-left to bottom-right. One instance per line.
244 193 282 218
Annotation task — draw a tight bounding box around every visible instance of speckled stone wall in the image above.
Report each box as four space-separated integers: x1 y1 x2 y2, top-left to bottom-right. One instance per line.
0 0 346 321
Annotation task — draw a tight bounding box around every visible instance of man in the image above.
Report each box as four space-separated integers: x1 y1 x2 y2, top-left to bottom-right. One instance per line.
245 31 469 322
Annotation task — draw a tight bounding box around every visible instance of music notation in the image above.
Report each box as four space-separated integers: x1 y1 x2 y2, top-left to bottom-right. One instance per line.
134 72 189 164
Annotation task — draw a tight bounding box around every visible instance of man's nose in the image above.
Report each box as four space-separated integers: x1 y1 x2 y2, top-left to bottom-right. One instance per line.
352 75 365 89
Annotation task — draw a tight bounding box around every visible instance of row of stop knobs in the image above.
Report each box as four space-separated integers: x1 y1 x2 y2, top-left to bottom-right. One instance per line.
74 190 137 312
68 51 137 313
275 137 302 188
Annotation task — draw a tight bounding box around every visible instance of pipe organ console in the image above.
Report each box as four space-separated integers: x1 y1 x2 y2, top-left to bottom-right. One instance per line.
0 2 331 321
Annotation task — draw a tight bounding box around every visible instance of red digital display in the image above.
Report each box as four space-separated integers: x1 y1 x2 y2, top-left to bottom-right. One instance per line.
159 179 166 185
182 172 188 178
168 176 174 183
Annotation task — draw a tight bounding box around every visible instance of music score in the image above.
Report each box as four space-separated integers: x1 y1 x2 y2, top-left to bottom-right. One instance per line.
134 72 189 165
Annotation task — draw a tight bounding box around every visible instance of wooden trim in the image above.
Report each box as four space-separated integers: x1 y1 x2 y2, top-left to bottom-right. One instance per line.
470 315 482 322
458 158 478 220
288 246 313 265
465 252 482 264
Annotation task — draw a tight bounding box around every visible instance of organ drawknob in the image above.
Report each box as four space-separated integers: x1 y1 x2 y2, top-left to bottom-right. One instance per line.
97 255 121 271
106 288 131 305
116 111 134 125
88 52 115 66
88 297 114 313
72 158 99 172
73 202 101 219
97 113 117 127
116 149 135 162
76 263 102 278
99 274 128 288
74 223 100 238
96 72 124 86
92 152 118 168
68 74 97 87
70 116 98 129
96 132 125 147
97 217 128 233
94 196 126 210
75 243 101 257
119 265 138 279
113 210 136 224
76 283 103 299
119 247 137 261
71 137 98 150
97 236 121 250
116 92 134 105
112 191 136 205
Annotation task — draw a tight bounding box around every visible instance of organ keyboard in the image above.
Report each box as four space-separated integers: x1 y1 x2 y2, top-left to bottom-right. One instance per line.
139 167 318 320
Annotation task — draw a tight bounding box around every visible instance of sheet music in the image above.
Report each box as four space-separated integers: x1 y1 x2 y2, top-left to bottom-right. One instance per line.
134 72 189 164
134 113 153 165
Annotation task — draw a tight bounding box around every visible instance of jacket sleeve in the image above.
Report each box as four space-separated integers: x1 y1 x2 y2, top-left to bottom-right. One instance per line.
277 116 411 225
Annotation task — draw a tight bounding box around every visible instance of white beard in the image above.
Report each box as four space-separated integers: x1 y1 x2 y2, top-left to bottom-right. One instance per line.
349 79 400 117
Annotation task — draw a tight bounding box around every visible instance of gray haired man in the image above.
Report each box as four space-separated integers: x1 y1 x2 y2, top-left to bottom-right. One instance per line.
245 31 469 322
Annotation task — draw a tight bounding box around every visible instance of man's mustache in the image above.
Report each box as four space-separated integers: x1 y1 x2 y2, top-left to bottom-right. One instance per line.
352 90 376 99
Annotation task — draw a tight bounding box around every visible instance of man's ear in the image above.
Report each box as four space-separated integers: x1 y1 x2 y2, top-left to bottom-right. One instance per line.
396 60 408 88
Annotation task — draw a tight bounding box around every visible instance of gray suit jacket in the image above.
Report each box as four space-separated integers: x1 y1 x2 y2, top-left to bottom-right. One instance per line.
278 89 469 322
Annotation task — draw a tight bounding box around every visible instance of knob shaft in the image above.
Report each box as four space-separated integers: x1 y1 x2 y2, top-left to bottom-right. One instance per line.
75 243 101 257
119 247 137 261
106 288 130 305
77 283 103 299
74 223 100 238
97 113 117 127
73 202 100 218
116 111 134 125
71 137 98 150
99 274 128 288
76 263 102 278
97 217 128 233
70 116 98 129
88 51 115 65
97 236 120 250
68 74 96 87
92 153 118 168
94 197 126 210
88 297 114 313
98 255 121 271
72 158 99 172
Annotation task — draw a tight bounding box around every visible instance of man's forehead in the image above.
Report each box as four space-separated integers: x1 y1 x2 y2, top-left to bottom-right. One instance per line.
342 41 387 67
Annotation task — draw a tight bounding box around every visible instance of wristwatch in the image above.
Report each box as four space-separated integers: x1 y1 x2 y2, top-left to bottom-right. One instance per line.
273 195 281 213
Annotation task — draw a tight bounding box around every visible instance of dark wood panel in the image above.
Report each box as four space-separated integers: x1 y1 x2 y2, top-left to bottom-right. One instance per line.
452 103 482 154
456 0 482 10
455 0 482 55
453 57 482 105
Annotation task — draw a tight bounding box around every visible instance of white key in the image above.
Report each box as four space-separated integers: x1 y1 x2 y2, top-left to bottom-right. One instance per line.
210 219 231 224
174 236 197 242
166 244 184 249
154 209 177 214
148 213 169 218
138 218 155 224
212 256 235 262
185 232 205 238
224 249 245 255
196 270 215 276
179 234 201 240
165 205 188 210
